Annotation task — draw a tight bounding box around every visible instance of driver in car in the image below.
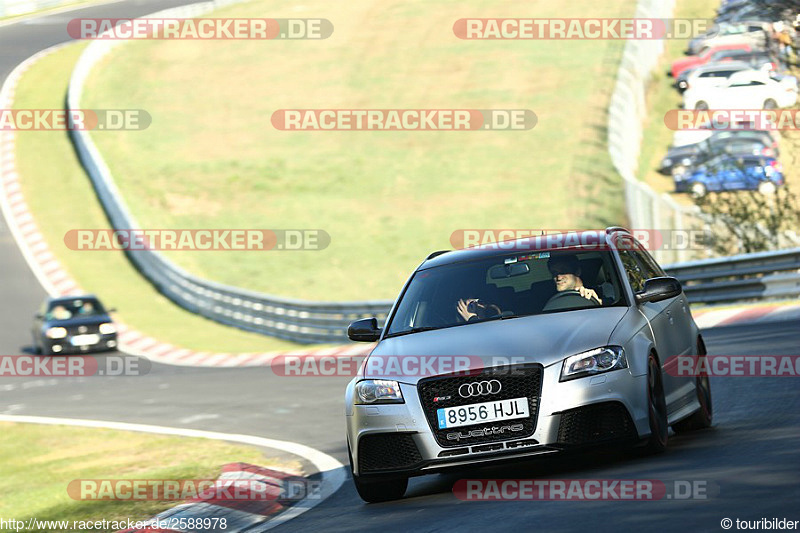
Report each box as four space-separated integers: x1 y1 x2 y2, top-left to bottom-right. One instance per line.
547 255 601 304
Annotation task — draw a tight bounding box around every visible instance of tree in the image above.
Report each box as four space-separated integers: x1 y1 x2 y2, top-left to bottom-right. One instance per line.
693 183 800 255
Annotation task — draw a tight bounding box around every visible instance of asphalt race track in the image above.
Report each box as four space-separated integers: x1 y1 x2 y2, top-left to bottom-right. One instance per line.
2 4 800 532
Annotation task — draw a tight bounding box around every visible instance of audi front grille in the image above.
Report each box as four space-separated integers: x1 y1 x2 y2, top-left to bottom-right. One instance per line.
417 364 543 448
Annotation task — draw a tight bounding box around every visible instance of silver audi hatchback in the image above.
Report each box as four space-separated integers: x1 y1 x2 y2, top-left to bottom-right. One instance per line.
345 228 712 502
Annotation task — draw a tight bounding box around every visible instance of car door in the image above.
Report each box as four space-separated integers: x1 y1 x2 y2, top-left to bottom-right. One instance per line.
617 246 674 388
624 245 694 411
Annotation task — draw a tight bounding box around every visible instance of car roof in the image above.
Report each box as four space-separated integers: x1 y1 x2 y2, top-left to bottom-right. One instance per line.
418 228 630 270
727 69 769 83
690 60 752 75
46 294 100 304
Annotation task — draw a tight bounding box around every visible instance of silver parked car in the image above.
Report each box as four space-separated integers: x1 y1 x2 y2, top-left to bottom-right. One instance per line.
345 228 712 502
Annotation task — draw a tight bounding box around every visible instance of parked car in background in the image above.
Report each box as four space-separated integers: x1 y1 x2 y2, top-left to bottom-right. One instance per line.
716 1 776 24
660 131 776 175
31 295 117 355
684 70 798 110
671 43 752 78
671 137 775 176
676 61 753 93
674 154 784 197
671 118 778 148
687 22 767 55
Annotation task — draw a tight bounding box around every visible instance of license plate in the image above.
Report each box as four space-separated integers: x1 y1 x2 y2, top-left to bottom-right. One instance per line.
70 334 99 346
437 397 529 429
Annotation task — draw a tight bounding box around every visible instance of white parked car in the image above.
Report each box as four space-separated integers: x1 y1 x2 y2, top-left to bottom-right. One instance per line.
684 70 798 110
681 61 756 93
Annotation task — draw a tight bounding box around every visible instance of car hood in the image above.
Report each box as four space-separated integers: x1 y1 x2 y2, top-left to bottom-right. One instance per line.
367 307 628 384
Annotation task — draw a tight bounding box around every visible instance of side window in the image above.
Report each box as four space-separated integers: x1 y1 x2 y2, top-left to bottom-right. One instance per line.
618 250 646 293
632 245 665 280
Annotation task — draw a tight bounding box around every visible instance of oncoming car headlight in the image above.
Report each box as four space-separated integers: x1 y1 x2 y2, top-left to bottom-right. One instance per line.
354 380 404 404
45 327 67 339
560 346 627 382
99 323 116 335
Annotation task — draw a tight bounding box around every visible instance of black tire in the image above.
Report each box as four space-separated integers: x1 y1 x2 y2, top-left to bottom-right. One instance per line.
695 101 709 111
642 353 669 454
348 443 408 503
764 99 777 110
672 340 713 433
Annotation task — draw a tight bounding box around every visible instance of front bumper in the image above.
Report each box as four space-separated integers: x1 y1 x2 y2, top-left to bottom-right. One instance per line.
347 363 649 477
44 333 118 355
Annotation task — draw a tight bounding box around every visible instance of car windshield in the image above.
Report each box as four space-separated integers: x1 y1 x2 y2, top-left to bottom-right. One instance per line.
46 298 106 320
385 249 626 337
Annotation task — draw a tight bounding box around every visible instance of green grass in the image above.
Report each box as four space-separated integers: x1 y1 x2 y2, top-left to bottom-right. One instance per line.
82 0 634 301
13 43 304 353
0 422 295 533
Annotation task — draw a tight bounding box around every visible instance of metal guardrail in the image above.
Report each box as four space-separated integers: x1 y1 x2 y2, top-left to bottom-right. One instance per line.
664 248 800 304
66 0 394 344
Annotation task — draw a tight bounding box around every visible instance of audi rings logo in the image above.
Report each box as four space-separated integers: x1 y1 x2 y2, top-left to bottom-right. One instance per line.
458 379 502 398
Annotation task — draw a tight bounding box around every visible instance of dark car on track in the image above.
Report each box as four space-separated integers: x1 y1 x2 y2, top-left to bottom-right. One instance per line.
31 295 118 355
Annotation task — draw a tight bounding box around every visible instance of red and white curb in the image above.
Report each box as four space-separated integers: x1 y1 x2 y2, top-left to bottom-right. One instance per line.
691 302 800 329
0 415 346 533
0 44 373 368
116 463 313 533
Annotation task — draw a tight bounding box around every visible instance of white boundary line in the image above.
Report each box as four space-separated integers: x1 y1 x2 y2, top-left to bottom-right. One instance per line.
0 414 347 531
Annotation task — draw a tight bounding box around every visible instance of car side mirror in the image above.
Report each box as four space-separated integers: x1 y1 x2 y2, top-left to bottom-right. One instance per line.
635 277 683 304
348 317 382 342
34 313 44 319
107 308 117 313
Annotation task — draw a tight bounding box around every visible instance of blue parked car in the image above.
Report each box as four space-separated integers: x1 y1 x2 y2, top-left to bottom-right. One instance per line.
674 154 784 197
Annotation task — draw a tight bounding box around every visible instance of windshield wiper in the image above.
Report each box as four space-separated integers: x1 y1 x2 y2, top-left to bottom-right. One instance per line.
384 326 441 338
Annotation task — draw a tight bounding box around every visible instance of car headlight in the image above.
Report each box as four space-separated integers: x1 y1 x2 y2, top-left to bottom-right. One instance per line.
681 157 692 166
354 380 404 404
45 327 67 339
99 323 116 335
662 158 672 166
560 346 627 382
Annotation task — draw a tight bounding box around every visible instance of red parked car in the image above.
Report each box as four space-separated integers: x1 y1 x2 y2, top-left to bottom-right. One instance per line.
670 43 753 78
